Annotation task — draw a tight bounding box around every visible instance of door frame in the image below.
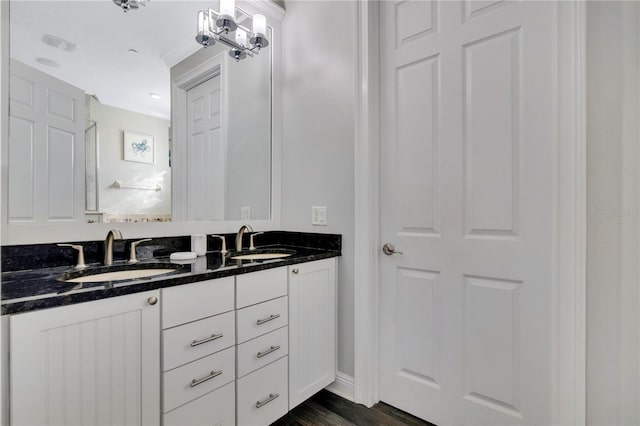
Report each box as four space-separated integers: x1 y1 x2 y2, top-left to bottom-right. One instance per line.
352 2 587 424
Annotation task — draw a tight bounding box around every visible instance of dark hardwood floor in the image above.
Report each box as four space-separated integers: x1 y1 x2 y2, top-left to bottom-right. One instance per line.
273 390 436 426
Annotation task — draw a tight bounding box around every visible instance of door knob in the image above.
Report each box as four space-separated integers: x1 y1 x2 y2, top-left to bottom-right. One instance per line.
147 296 158 305
382 243 403 256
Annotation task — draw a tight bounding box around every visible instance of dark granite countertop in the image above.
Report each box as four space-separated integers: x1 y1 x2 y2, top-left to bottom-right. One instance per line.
2 245 340 315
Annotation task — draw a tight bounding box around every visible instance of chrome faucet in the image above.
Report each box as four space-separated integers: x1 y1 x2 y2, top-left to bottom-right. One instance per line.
104 229 123 265
235 224 254 251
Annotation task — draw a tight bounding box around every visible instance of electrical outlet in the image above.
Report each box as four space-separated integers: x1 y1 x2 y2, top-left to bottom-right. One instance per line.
241 207 251 220
312 206 327 226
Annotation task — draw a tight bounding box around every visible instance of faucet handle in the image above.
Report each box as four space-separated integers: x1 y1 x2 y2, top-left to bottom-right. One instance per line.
211 235 227 255
249 232 264 251
57 244 87 269
129 239 152 263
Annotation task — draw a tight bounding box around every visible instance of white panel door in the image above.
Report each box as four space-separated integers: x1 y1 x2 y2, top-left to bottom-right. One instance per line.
186 72 226 221
8 59 85 224
10 291 161 426
379 1 555 425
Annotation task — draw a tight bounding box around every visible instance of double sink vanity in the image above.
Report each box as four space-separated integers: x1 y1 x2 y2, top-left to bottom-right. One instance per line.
1 229 340 425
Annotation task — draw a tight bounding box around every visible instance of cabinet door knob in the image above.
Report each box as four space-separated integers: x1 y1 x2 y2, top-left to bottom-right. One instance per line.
292 268 299 275
147 296 158 305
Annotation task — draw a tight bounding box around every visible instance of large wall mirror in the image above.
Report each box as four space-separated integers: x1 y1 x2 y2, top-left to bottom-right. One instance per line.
2 0 282 244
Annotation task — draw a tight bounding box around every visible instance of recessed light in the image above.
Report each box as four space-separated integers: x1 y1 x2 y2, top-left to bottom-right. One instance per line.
42 35 77 53
36 57 60 67
128 49 139 55
149 93 161 100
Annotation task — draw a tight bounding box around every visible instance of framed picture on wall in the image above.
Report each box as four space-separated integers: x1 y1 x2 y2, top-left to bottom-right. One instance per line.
123 131 155 164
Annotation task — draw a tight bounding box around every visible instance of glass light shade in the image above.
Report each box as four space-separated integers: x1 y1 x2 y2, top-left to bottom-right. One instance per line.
253 14 266 35
197 10 210 34
220 0 235 18
196 10 214 46
235 29 247 46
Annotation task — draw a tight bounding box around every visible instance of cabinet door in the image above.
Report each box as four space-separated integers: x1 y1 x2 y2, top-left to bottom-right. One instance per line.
288 258 337 409
10 291 161 426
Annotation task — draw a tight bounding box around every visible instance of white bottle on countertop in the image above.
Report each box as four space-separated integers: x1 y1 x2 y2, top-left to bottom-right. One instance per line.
191 234 207 256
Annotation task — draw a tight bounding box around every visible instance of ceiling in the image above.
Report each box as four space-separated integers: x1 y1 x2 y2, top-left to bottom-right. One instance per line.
9 1 224 119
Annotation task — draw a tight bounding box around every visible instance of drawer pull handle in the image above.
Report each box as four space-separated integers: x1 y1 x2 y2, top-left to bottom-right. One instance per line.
190 370 222 387
190 333 224 347
256 393 280 408
256 314 280 325
257 345 281 358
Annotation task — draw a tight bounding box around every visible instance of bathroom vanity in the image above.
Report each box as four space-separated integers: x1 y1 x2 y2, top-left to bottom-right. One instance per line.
1 232 339 425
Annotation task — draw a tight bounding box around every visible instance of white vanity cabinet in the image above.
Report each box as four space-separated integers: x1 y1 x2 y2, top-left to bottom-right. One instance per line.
6 257 338 426
288 258 337 410
161 277 236 425
9 290 161 426
235 267 290 425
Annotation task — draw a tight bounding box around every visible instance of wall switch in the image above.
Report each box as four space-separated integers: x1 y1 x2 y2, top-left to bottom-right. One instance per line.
241 207 251 220
312 206 327 226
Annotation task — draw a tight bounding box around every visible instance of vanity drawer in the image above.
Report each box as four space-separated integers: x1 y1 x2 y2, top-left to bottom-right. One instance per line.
163 311 235 371
163 346 235 413
162 277 234 328
163 381 235 426
236 267 287 308
237 356 288 426
237 326 288 378
237 296 288 343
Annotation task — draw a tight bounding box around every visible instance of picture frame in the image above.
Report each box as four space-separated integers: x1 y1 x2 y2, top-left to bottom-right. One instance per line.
123 130 155 164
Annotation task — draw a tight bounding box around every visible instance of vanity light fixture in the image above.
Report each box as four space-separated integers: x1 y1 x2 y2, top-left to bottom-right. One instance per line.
195 0 269 62
113 0 148 13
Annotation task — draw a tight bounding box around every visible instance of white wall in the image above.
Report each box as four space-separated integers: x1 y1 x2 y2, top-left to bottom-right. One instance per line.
281 0 356 377
89 97 171 216
587 2 640 424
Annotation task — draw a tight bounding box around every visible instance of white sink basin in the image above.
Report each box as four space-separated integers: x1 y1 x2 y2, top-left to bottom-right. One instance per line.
58 263 182 284
230 252 293 261
63 269 176 283
229 248 296 261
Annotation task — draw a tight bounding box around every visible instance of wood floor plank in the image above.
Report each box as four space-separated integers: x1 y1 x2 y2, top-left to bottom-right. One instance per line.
289 400 356 426
311 391 408 426
275 390 435 426
371 402 435 426
272 412 303 426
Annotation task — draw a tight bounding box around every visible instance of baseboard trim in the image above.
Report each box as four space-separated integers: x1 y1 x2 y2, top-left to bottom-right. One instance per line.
326 372 355 402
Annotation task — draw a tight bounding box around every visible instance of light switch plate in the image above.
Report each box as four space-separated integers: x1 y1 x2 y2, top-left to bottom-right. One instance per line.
241 207 251 220
312 206 327 226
